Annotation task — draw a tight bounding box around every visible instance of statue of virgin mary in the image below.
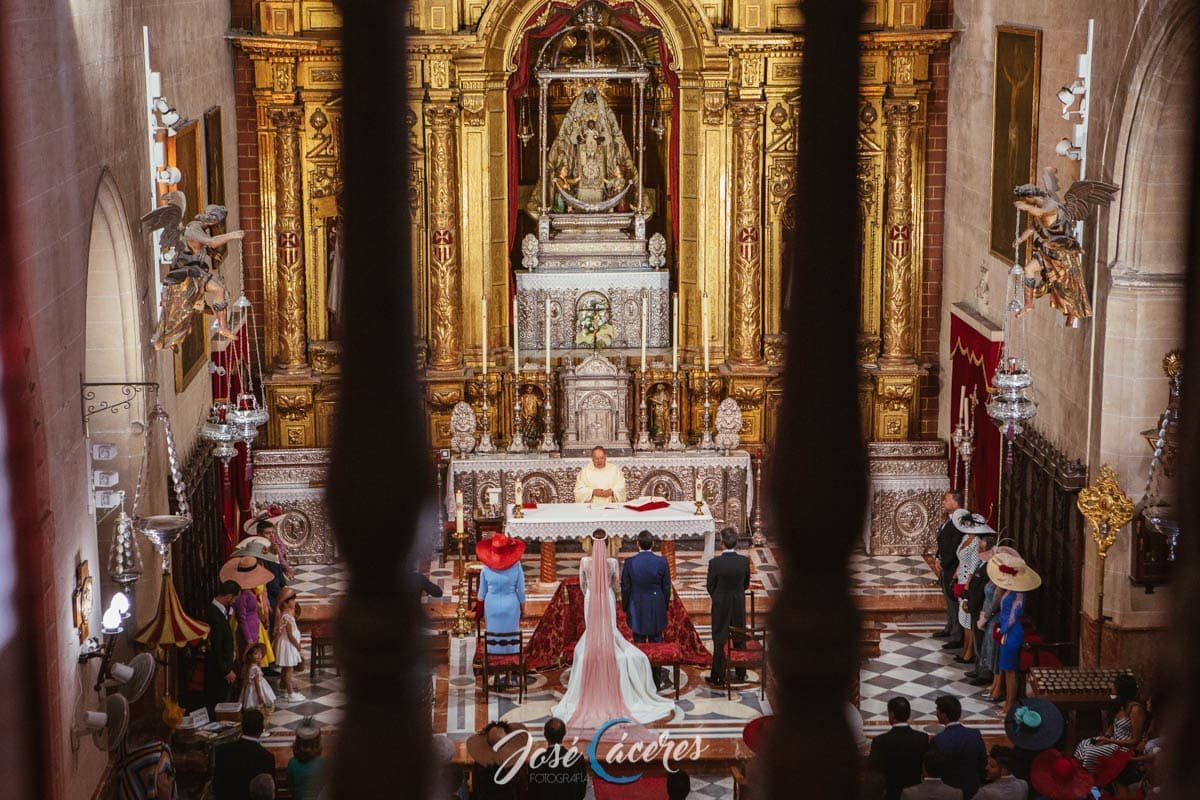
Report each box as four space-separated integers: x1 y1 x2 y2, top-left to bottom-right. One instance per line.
527 86 637 215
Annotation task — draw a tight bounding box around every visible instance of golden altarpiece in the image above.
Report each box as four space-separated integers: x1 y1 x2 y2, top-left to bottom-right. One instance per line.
231 0 954 553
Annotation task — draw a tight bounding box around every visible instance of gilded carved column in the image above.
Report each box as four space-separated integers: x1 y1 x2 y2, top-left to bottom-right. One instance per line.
880 100 917 366
269 105 308 374
729 101 765 366
425 102 464 372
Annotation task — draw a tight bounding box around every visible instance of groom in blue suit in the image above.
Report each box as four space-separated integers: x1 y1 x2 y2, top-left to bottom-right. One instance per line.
621 530 672 689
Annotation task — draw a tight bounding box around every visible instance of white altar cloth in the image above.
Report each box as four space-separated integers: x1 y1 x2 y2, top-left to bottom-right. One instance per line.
505 501 716 560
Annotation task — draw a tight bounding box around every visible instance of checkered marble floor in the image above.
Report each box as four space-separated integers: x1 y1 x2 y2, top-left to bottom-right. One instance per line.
848 552 941 597
858 621 1005 737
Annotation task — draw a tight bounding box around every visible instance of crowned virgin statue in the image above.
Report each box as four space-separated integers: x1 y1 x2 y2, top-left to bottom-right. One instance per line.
528 86 637 215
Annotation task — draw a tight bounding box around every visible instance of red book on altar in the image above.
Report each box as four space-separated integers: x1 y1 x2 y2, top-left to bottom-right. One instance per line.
624 496 670 512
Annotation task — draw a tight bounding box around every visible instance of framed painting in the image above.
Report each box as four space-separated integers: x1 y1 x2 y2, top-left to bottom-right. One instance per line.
167 119 209 391
989 26 1041 263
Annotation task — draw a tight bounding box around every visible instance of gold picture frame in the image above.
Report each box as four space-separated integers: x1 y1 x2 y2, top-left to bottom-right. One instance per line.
989 26 1042 263
167 119 210 391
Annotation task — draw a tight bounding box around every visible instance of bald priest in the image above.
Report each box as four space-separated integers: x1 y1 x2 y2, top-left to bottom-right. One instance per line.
573 446 627 503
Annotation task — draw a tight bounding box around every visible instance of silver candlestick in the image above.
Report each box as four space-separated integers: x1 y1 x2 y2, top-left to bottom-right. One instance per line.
699 371 715 450
539 374 557 452
666 370 685 450
508 370 527 453
635 368 652 451
951 395 977 508
477 376 496 453
751 450 767 546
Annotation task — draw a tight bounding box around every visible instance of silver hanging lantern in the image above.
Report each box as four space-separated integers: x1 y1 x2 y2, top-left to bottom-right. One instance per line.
200 404 239 463
1138 351 1183 560
106 504 144 595
132 402 192 572
987 355 1038 437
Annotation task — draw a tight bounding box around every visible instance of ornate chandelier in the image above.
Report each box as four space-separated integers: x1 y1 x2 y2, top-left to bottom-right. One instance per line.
1138 351 1183 560
986 246 1038 463
132 402 192 571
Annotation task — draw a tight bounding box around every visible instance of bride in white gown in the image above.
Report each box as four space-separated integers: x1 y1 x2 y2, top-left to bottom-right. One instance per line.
552 530 675 732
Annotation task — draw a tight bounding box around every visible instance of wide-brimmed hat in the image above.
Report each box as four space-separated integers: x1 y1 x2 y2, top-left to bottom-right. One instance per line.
1005 699 1065 751
242 508 287 536
218 556 274 589
951 509 997 535
1092 749 1134 787
232 537 279 564
1030 750 1092 800
742 715 774 755
476 534 526 571
466 721 529 767
987 550 1042 591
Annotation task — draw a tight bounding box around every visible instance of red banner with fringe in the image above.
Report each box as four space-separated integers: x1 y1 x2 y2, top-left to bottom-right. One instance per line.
949 310 1004 525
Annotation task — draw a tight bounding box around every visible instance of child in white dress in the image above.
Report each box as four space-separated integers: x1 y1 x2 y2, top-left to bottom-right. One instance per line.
241 643 276 714
273 588 305 703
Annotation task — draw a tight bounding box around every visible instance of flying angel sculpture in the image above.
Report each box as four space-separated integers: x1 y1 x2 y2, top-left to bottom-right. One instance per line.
140 191 243 349
1012 166 1119 327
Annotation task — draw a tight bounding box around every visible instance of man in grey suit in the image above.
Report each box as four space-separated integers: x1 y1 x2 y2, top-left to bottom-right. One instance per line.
971 746 1028 800
900 751 963 800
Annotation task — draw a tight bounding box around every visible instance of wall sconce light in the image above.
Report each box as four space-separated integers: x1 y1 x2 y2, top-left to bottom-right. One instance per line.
152 97 181 128
156 166 182 184
1057 79 1087 119
1055 138 1082 160
79 594 130 697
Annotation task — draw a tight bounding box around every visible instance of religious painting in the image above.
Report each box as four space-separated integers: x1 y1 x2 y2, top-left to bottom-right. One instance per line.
167 120 210 391
989 26 1041 263
72 560 93 644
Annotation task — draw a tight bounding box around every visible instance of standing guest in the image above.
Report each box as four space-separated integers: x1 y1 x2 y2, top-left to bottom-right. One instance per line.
248 775 275 800
706 527 751 687
900 750 962 800
933 491 964 648
931 695 986 799
466 721 529 799
240 643 276 714
287 719 326 800
987 551 1042 717
963 535 996 684
273 588 305 703
204 580 241 718
528 718 587 800
869 697 931 800
221 555 276 661
950 511 992 665
477 534 527 688
621 530 672 689
212 709 274 800
972 746 1028 800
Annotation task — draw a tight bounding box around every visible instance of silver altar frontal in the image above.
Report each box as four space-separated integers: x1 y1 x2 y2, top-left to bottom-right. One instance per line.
864 440 950 555
448 450 752 536
515 270 669 350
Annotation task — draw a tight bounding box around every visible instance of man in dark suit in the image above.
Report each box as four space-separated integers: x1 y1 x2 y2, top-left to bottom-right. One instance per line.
622 530 672 687
933 490 963 647
963 535 995 685
706 527 751 687
869 697 931 800
203 580 241 718
213 709 275 800
528 717 588 800
931 695 987 799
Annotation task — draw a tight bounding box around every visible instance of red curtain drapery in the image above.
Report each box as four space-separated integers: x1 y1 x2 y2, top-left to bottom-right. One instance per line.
505 0 681 275
210 324 256 556
949 311 1004 525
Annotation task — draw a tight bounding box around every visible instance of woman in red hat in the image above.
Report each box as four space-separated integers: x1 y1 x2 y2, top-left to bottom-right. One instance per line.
477 533 527 683
1030 750 1092 800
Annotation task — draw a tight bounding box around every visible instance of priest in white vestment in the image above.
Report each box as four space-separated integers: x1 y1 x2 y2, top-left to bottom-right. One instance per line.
573 446 627 503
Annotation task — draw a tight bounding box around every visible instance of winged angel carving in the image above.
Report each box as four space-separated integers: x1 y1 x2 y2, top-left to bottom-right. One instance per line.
1012 166 1119 327
140 191 244 350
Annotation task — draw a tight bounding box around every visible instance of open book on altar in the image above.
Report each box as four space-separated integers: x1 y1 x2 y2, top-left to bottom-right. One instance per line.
623 496 671 512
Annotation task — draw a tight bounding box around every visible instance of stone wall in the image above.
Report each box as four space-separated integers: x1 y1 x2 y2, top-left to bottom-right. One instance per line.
1 1 239 796
941 0 1193 640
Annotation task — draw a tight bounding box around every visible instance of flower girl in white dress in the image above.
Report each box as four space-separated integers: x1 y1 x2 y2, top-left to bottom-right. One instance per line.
273 588 305 703
241 643 276 713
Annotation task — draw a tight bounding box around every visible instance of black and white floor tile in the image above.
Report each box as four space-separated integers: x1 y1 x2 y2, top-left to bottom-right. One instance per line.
848 552 941 596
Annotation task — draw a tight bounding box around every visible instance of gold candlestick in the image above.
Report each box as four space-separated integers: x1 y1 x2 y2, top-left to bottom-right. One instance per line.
449 493 473 638
694 499 704 516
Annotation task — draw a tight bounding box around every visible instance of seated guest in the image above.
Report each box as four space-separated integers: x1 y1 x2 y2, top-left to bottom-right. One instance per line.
972 746 1027 800
249 774 275 800
433 734 467 799
466 721 529 799
528 718 587 800
900 751 961 800
287 719 326 800
869 697 930 800
477 535 527 688
1029 750 1092 800
213 709 274 800
667 770 691 799
1004 699 1065 783
931 695 986 799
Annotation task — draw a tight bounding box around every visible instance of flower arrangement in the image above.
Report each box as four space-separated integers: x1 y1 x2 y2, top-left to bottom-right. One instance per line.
575 299 615 352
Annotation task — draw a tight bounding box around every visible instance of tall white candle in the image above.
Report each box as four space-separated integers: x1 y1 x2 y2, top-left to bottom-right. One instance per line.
544 296 551 376
958 385 966 426
671 292 679 373
481 295 488 377
514 478 523 506
640 293 648 368
512 296 520 371
701 293 710 374
694 477 703 503
455 489 464 534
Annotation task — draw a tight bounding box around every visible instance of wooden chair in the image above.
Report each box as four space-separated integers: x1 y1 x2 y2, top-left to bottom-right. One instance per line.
309 622 339 682
480 630 525 703
724 626 768 700
466 565 483 635
745 589 758 628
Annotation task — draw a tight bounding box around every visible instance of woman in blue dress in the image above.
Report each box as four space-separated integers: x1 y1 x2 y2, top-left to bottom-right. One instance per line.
987 549 1041 718
477 533 527 686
